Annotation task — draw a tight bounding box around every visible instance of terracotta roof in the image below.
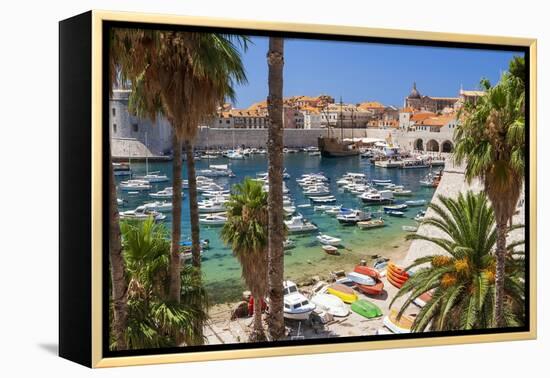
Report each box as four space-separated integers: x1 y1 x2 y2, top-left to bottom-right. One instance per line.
358 101 385 109
410 112 437 122
417 114 456 127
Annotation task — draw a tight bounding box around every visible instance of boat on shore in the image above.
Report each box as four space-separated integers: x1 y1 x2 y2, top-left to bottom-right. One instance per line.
354 265 380 279
346 271 376 286
283 281 316 320
351 299 383 319
327 283 358 303
356 280 385 296
310 293 349 317
383 309 416 334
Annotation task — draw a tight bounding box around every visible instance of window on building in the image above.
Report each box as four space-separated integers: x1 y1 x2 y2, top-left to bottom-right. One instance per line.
113 124 117 133
219 119 222 124
226 120 230 124
132 123 138 132
112 108 116 117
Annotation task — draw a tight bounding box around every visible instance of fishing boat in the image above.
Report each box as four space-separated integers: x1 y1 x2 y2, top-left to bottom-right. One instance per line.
383 309 415 334
357 218 385 229
316 233 342 246
143 201 172 212
360 190 394 204
354 265 380 279
322 245 339 255
119 206 165 222
351 299 383 319
356 280 385 296
405 199 426 207
284 215 318 234
346 271 376 286
337 209 371 225
310 293 349 317
283 281 316 320
385 210 405 217
402 225 418 232
383 203 408 211
119 179 152 191
327 283 358 303
309 195 337 204
199 214 227 226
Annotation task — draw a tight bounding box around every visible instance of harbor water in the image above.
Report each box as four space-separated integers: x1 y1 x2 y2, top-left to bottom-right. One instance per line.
117 152 436 304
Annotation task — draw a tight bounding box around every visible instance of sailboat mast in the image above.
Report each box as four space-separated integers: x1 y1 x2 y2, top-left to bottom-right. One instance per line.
145 131 149 176
340 97 343 141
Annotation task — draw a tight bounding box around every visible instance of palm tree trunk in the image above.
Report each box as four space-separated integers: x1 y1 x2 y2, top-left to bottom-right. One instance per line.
184 140 205 344
252 296 266 342
169 134 182 303
266 37 285 341
185 140 201 269
108 153 128 350
494 218 507 327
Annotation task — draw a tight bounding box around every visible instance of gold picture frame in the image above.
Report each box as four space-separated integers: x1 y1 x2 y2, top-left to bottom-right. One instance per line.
59 9 537 368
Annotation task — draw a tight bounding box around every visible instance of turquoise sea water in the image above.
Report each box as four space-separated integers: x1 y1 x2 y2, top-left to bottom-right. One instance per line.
117 153 436 303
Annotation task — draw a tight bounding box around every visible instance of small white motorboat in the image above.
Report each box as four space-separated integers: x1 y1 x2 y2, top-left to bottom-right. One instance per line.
198 201 226 213
197 164 234 177
346 271 376 286
137 172 169 183
316 233 342 246
322 245 339 255
337 210 371 225
199 213 227 226
284 206 296 216
283 281 316 320
310 293 349 317
314 204 341 212
357 218 385 229
405 199 427 207
284 215 318 234
309 195 337 204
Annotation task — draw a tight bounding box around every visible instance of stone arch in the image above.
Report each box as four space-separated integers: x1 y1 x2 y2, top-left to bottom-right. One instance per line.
441 140 453 153
414 138 424 151
426 139 439 152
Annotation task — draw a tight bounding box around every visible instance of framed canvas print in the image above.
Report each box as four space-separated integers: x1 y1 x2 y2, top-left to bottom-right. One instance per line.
59 10 537 368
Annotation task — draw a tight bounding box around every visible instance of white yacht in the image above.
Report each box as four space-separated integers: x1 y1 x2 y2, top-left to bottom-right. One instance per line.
149 187 184 199
119 206 165 222
360 190 394 204
196 164 235 177
143 201 172 212
198 200 227 213
199 213 227 226
337 209 371 225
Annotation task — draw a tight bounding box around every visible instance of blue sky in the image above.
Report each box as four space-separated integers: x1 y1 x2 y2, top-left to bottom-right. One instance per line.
230 36 523 108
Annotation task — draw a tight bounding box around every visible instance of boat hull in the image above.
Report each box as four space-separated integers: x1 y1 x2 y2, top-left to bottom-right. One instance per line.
327 284 358 303
356 281 384 296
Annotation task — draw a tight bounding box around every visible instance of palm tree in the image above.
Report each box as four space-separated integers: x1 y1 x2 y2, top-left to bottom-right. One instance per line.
453 57 525 326
110 30 248 305
120 219 209 349
266 37 286 341
390 192 525 331
221 178 269 341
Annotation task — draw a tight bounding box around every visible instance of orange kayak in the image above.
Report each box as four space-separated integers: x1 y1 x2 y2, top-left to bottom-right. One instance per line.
356 280 384 296
387 273 405 289
388 261 408 277
387 268 408 285
354 265 380 279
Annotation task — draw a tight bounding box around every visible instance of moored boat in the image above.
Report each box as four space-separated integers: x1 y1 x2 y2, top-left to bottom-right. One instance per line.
357 218 385 229
385 210 405 217
405 199 426 207
322 245 339 255
316 233 342 246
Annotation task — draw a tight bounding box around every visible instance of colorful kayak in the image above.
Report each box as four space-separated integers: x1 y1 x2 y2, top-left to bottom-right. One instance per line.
327 283 358 304
354 265 380 280
383 309 415 334
351 299 383 319
356 280 385 296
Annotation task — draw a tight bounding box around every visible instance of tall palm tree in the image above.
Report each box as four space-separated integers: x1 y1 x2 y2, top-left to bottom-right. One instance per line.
221 178 269 341
453 57 525 326
390 192 525 331
266 37 286 341
120 219 209 349
111 30 248 305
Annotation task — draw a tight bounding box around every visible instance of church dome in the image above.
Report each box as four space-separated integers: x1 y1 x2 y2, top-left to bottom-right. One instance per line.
408 82 421 99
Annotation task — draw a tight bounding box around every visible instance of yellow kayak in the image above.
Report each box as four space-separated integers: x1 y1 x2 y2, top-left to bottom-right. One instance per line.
327 283 358 304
